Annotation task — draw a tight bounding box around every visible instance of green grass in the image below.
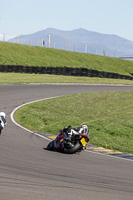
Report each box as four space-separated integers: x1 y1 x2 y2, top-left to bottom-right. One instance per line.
15 90 133 154
0 41 133 76
0 72 133 85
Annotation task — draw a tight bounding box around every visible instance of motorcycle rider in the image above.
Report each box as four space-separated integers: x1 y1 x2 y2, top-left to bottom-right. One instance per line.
63 124 89 140
0 112 7 135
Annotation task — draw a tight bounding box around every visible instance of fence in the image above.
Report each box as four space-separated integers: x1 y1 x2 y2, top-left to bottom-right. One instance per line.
0 65 132 80
0 35 116 57
1 34 133 58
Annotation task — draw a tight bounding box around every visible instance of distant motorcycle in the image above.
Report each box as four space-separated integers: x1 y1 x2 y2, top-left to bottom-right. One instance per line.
0 112 7 135
47 127 89 154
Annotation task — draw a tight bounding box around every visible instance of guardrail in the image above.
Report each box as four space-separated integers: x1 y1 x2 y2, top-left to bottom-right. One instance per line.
0 65 132 80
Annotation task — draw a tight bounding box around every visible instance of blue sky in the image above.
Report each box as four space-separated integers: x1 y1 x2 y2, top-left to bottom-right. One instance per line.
0 0 133 41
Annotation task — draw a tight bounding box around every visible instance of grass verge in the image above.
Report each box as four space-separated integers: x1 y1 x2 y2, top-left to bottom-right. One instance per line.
15 90 133 154
0 73 133 85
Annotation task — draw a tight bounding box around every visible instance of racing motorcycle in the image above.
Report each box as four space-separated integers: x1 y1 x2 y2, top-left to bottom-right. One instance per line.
47 126 89 154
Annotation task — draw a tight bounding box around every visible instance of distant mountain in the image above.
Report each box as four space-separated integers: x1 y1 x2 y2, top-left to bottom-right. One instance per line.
8 28 133 57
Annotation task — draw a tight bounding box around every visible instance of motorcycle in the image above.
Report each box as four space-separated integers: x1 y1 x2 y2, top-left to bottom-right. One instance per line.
47 128 89 154
0 112 7 136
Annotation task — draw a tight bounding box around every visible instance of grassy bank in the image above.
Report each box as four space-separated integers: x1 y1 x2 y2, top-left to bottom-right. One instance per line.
0 72 133 85
0 42 133 76
15 90 133 154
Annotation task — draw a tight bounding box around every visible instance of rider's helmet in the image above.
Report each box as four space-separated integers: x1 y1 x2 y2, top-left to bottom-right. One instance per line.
0 112 6 118
79 124 89 135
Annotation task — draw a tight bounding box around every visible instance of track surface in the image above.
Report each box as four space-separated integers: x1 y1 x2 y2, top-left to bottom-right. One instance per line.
0 84 133 200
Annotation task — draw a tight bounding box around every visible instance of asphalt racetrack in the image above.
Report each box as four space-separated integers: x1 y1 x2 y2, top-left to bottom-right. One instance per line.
0 84 133 200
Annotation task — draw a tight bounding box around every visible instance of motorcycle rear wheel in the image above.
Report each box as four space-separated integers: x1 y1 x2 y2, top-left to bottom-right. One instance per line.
47 141 54 150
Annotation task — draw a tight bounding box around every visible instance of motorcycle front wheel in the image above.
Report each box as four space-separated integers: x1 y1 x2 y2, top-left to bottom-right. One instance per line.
64 142 82 154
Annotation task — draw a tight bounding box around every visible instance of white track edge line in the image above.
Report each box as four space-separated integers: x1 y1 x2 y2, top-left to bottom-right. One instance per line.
10 96 61 141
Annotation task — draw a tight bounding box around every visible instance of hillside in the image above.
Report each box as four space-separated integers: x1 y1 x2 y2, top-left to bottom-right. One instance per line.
0 41 133 76
8 28 133 57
